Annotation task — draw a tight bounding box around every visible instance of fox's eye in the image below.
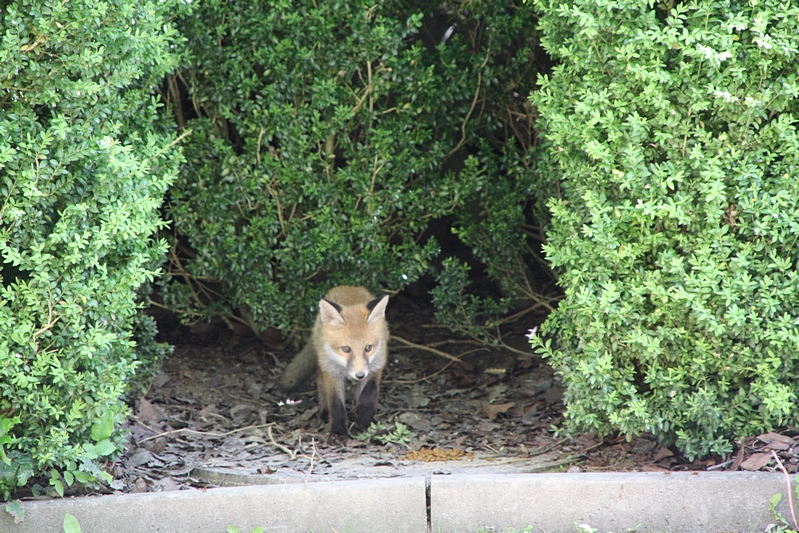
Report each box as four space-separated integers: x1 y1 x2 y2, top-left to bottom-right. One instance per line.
365 345 373 352
341 346 351 353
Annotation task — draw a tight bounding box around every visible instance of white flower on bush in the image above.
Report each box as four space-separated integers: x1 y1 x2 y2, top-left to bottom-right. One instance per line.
697 44 732 63
744 96 763 108
756 35 774 49
714 90 738 103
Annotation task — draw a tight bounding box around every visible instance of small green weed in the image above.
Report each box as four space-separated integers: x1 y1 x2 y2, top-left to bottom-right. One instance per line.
476 527 535 533
54 515 267 533
355 421 412 445
768 453 799 533
475 525 613 533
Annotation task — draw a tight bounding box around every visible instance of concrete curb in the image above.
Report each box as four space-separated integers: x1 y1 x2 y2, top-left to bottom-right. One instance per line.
1 477 426 533
431 472 793 533
1 472 794 533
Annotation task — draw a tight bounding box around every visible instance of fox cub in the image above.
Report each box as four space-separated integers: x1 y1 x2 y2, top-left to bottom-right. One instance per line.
279 286 389 439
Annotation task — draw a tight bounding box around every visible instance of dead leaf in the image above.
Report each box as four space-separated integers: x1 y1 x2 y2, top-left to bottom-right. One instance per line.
757 432 795 446
128 448 155 468
229 404 253 425
398 412 432 431
477 420 500 432
153 476 180 492
731 442 745 471
137 397 164 425
141 437 167 454
198 403 217 421
653 446 674 461
765 440 791 451
130 477 148 493
518 443 529 458
641 465 669 473
479 402 516 420
298 406 318 421
740 452 773 471
407 395 431 409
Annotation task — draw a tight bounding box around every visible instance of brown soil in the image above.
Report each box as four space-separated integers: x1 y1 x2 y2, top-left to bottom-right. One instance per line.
115 292 797 493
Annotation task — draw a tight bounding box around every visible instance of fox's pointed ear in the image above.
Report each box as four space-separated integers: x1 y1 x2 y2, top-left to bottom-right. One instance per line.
319 298 345 324
366 295 389 324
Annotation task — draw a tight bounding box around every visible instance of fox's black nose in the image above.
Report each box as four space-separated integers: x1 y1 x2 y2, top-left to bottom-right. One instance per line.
355 372 366 380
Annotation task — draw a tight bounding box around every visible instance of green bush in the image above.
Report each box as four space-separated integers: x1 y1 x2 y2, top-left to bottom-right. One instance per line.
0 0 180 498
161 0 542 337
531 0 799 458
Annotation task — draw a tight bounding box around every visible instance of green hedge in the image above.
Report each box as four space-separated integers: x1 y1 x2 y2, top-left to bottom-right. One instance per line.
532 0 799 458
161 0 542 337
0 0 180 497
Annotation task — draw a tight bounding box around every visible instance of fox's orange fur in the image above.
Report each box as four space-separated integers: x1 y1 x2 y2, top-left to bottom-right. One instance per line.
279 286 389 439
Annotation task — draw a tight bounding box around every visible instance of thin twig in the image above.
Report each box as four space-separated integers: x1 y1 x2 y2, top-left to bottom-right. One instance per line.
304 438 317 488
706 459 733 471
268 425 300 459
138 422 274 443
389 360 456 385
156 128 193 157
528 437 572 458
771 450 798 530
483 443 501 454
497 337 534 358
256 127 265 166
446 49 491 159
391 335 464 364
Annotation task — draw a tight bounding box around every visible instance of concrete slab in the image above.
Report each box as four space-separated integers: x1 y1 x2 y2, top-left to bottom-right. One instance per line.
3 471 795 533
1 477 427 533
431 472 794 533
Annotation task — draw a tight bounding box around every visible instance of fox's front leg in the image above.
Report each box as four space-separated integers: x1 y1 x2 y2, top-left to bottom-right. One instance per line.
319 371 348 439
355 369 382 429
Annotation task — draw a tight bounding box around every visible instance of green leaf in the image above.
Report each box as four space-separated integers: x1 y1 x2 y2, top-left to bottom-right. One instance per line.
63 513 82 533
4 500 24 524
769 492 783 509
72 471 92 484
53 479 64 498
90 412 115 443
226 527 242 533
531 0 799 460
94 439 117 457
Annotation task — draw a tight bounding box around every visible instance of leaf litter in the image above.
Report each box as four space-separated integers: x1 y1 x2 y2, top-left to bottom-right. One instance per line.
107 293 799 494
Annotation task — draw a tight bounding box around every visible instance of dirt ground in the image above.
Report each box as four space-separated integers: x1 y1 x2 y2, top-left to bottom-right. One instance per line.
115 292 798 493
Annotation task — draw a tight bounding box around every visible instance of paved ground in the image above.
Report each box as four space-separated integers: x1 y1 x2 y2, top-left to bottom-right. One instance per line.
2 471 794 533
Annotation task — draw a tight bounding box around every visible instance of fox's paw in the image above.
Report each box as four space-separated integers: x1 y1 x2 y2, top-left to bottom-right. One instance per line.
327 430 350 445
355 408 375 429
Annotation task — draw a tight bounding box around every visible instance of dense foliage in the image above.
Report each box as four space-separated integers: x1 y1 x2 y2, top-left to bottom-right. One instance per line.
0 0 180 497
161 0 543 338
532 0 799 458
